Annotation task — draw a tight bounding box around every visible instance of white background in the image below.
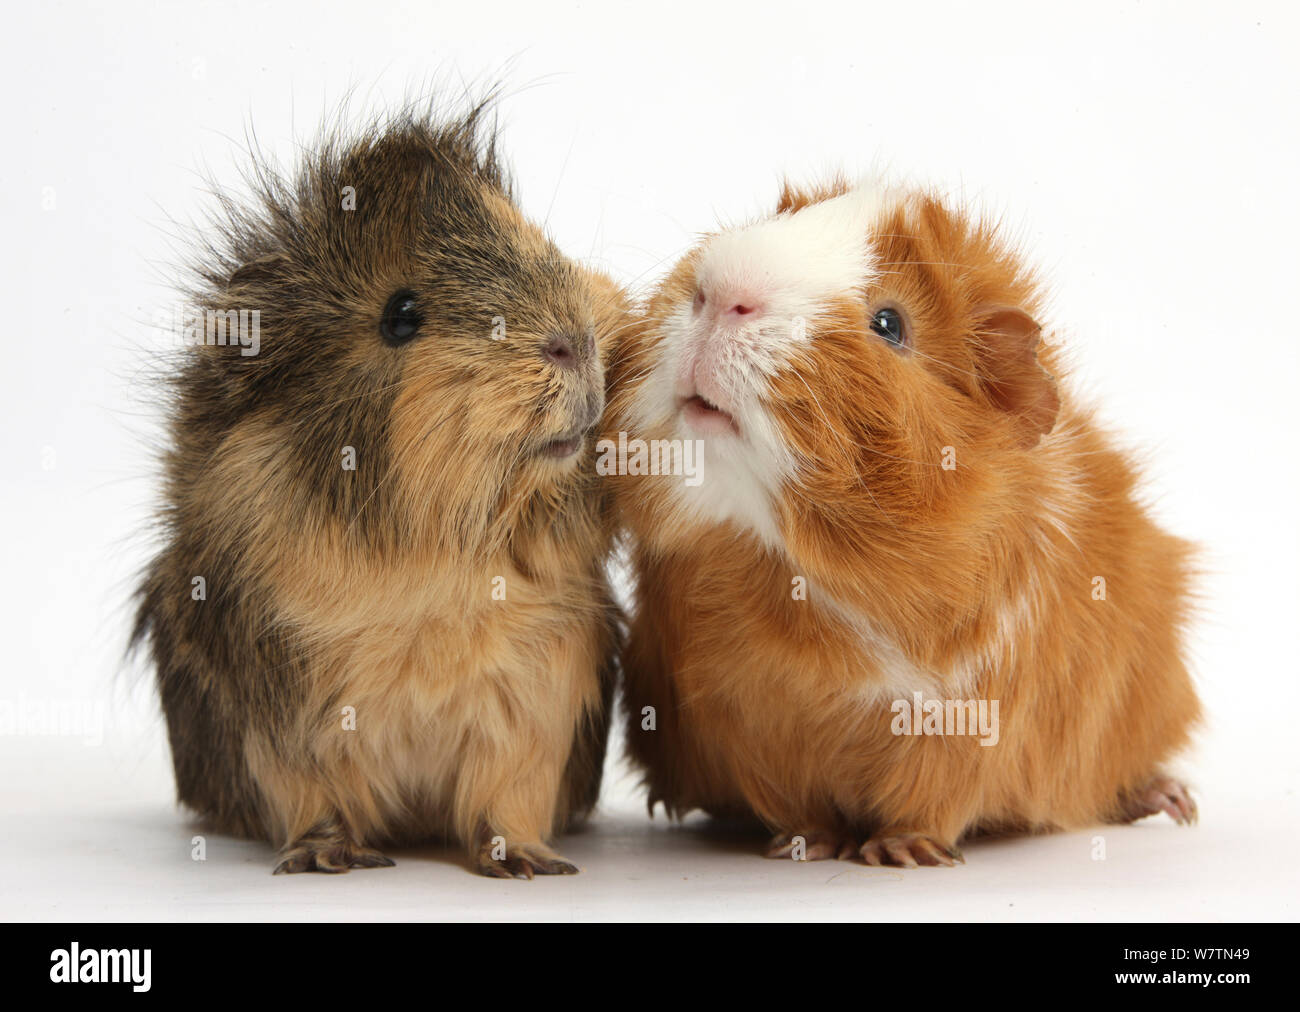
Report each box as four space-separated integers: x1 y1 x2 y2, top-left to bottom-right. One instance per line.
1 0 1296 921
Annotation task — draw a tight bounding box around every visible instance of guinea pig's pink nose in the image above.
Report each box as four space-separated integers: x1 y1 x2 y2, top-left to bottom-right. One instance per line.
696 286 764 323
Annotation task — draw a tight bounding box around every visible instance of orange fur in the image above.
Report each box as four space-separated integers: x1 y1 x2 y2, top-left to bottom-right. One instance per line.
611 182 1201 863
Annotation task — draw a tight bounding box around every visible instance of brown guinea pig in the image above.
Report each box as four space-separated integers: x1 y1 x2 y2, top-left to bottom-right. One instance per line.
608 178 1201 867
132 102 628 877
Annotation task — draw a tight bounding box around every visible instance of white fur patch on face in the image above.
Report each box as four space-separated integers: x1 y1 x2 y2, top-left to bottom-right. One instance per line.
696 185 888 337
629 183 891 546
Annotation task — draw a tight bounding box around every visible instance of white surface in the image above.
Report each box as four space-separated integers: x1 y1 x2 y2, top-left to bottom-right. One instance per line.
1 729 1292 922
2 0 1298 921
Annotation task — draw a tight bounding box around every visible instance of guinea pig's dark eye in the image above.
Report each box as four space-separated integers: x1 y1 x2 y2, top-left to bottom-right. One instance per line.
870 307 906 347
380 291 423 347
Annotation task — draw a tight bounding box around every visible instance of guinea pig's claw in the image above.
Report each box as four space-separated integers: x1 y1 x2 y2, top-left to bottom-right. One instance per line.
1119 775 1199 826
764 830 855 861
859 832 963 868
272 841 395 875
475 840 580 880
349 850 398 869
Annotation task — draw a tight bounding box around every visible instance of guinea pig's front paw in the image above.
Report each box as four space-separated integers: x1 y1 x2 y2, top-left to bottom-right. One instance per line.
1118 775 1199 826
859 831 964 868
272 836 396 875
474 838 580 880
764 830 857 861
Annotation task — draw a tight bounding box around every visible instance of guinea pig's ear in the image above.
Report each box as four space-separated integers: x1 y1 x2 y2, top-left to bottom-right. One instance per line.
226 252 289 290
972 305 1061 448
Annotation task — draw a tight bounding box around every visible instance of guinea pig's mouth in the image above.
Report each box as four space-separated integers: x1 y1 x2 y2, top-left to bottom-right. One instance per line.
541 433 585 459
538 390 604 460
538 422 596 459
680 394 740 436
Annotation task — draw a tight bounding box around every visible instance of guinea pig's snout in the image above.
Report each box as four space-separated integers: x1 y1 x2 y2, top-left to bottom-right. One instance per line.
536 327 604 460
539 382 604 461
694 285 766 325
540 330 594 370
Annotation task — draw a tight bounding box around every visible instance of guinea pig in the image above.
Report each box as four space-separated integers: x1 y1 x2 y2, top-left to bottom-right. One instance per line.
609 178 1201 867
132 103 628 877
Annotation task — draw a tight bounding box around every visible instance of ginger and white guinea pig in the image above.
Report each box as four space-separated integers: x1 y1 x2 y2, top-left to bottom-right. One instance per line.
609 179 1200 866
134 103 628 878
